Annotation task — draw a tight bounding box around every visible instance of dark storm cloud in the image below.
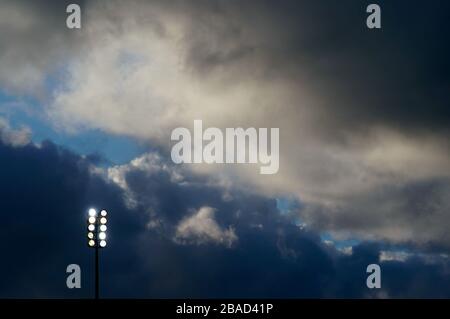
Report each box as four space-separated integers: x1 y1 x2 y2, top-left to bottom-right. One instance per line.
0 139 145 297
182 0 450 138
0 137 449 298
329 243 450 298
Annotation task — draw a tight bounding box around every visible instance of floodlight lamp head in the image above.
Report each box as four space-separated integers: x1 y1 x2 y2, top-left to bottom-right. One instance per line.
88 208 97 217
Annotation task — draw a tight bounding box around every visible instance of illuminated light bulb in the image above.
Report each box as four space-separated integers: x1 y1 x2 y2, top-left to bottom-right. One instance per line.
99 240 106 247
100 225 107 232
89 208 97 217
100 210 107 217
88 240 95 247
88 216 96 224
88 224 95 231
99 232 106 240
100 217 107 224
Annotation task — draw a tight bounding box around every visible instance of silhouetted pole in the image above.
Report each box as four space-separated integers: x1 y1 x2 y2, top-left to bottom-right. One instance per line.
87 208 108 300
95 217 100 299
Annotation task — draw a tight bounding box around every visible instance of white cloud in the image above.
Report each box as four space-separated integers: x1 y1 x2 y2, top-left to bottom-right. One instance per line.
175 207 238 248
380 250 449 265
380 251 411 262
106 152 184 208
0 118 31 147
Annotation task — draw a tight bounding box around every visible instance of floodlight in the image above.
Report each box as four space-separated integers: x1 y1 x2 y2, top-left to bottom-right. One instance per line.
86 207 109 299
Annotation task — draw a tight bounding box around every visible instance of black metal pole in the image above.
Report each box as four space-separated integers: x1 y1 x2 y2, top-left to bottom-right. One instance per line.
95 218 100 299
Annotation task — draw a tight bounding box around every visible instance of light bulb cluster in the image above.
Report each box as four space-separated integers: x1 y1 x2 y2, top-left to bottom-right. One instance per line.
87 208 108 248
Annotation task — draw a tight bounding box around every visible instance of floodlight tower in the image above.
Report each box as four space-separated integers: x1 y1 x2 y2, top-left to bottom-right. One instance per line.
87 208 108 299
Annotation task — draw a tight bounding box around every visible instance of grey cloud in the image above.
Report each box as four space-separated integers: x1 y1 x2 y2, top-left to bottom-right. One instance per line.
301 178 450 247
1 0 449 248
0 0 88 95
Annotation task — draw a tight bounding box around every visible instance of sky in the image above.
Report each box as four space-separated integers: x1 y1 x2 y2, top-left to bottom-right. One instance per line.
0 0 449 298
